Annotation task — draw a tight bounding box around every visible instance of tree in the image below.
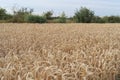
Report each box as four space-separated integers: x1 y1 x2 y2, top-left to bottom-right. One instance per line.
58 12 67 23
0 8 7 20
43 11 53 20
92 16 105 23
25 15 47 23
12 7 33 22
102 16 120 23
74 7 94 23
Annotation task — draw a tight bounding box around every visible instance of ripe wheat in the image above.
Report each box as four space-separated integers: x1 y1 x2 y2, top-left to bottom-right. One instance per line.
0 23 120 80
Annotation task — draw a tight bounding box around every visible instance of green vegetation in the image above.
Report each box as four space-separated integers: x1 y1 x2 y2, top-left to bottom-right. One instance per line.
58 12 66 23
0 8 12 22
12 8 33 23
25 15 46 23
43 11 53 20
74 7 94 23
0 8 7 20
0 7 120 23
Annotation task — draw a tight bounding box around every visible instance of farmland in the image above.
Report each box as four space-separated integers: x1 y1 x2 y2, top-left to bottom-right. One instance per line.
0 23 120 80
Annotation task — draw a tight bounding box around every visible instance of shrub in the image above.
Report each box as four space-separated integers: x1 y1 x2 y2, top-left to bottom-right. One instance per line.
0 8 6 20
43 11 53 20
12 7 33 23
103 16 120 23
58 12 66 23
25 15 47 23
74 7 94 23
92 16 105 23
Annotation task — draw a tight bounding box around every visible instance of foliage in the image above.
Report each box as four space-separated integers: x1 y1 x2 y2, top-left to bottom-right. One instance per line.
0 8 13 22
74 7 94 23
0 8 7 20
103 16 120 23
43 11 53 20
58 12 67 23
12 7 33 23
92 16 105 23
25 15 47 23
1 7 120 23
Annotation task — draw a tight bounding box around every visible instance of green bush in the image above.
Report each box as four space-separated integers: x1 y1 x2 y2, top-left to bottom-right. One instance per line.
12 8 33 23
92 16 105 23
103 16 120 23
25 15 47 23
0 8 6 20
74 7 94 23
58 12 66 23
43 11 53 20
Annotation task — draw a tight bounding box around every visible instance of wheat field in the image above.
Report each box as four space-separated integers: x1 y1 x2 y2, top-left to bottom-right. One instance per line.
0 23 120 80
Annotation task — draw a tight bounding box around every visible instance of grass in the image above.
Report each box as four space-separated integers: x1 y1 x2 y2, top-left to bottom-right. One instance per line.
0 23 120 80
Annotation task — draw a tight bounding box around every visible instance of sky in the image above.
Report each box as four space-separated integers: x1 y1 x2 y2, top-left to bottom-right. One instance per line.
0 0 120 17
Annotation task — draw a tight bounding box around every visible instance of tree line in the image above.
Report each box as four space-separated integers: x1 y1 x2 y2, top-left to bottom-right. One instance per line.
0 7 120 23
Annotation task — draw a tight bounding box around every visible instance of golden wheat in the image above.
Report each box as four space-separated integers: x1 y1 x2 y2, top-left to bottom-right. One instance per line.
0 23 120 80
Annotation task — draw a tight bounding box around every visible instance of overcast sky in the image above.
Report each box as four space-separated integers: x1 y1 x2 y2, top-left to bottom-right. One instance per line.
0 0 120 17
